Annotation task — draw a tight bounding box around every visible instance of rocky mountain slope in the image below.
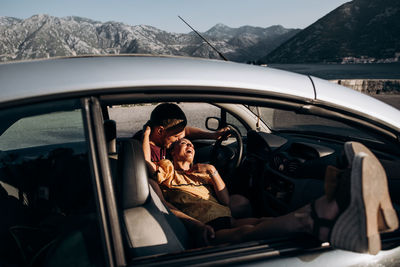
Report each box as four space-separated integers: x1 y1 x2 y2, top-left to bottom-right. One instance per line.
261 0 400 64
0 14 299 63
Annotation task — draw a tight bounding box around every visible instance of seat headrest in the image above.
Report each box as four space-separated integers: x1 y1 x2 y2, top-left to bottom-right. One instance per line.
120 139 150 208
104 120 117 155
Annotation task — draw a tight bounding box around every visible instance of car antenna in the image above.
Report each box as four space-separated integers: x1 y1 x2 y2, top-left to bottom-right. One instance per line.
178 15 228 61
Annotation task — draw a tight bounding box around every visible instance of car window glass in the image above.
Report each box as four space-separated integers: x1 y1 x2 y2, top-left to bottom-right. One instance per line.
0 100 103 266
0 110 85 151
226 112 246 137
249 106 378 141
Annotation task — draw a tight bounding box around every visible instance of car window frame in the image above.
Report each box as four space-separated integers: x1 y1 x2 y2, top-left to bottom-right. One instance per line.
83 97 126 267
98 92 400 265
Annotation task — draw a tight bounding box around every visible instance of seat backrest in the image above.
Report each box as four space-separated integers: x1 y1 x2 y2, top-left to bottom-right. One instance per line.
119 139 189 258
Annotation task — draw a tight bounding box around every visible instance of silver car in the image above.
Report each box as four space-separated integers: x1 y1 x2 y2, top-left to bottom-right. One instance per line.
0 55 399 266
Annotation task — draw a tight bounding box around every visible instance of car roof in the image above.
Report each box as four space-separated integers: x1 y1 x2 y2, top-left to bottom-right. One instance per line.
311 76 400 132
0 55 314 104
1 55 399 131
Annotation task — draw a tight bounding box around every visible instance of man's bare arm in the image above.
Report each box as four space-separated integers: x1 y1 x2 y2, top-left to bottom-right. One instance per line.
185 126 229 140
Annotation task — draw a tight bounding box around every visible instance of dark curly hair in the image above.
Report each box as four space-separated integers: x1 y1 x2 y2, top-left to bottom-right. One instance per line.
148 103 187 134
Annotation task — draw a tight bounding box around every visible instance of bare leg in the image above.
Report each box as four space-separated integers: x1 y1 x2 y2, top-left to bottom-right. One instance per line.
212 213 308 244
212 196 339 244
313 195 339 241
229 194 252 219
212 225 255 244
232 217 263 227
213 142 398 254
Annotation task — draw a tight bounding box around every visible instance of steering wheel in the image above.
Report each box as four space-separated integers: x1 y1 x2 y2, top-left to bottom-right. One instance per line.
210 125 243 179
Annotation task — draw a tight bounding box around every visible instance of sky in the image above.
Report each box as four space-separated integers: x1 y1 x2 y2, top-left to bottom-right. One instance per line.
1 0 350 33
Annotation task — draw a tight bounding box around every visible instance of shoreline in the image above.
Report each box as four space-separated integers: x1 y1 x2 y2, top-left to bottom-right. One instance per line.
268 63 400 80
330 79 400 95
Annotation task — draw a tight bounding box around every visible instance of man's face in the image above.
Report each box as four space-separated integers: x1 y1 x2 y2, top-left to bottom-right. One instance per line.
162 128 185 149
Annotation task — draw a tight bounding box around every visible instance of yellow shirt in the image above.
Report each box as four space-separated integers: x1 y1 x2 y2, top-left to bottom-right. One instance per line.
156 159 231 223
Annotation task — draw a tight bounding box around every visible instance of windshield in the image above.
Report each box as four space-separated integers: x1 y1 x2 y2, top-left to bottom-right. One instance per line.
247 106 379 142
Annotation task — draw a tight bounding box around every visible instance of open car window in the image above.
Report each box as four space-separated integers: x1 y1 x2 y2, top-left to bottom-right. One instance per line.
179 103 220 131
108 104 155 138
108 102 247 138
109 100 400 266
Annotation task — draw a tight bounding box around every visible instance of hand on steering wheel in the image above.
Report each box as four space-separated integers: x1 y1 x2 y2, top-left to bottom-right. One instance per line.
210 125 243 180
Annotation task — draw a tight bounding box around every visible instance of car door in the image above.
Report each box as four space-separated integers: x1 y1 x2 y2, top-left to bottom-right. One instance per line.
0 97 114 267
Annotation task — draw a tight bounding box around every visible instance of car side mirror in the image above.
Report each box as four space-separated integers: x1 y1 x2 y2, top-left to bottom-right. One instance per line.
206 117 220 131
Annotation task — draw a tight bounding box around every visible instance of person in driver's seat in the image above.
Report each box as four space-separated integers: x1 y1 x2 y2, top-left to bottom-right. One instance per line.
143 126 399 255
133 103 230 161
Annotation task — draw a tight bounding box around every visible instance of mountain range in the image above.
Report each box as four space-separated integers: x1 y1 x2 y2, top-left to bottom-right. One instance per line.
261 0 400 64
0 0 398 64
0 14 299 63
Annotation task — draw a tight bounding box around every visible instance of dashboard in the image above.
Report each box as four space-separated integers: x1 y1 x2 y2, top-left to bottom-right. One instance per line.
247 130 340 178
245 130 344 215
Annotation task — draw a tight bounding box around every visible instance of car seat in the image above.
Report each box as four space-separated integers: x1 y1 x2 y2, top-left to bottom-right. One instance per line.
118 139 189 258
